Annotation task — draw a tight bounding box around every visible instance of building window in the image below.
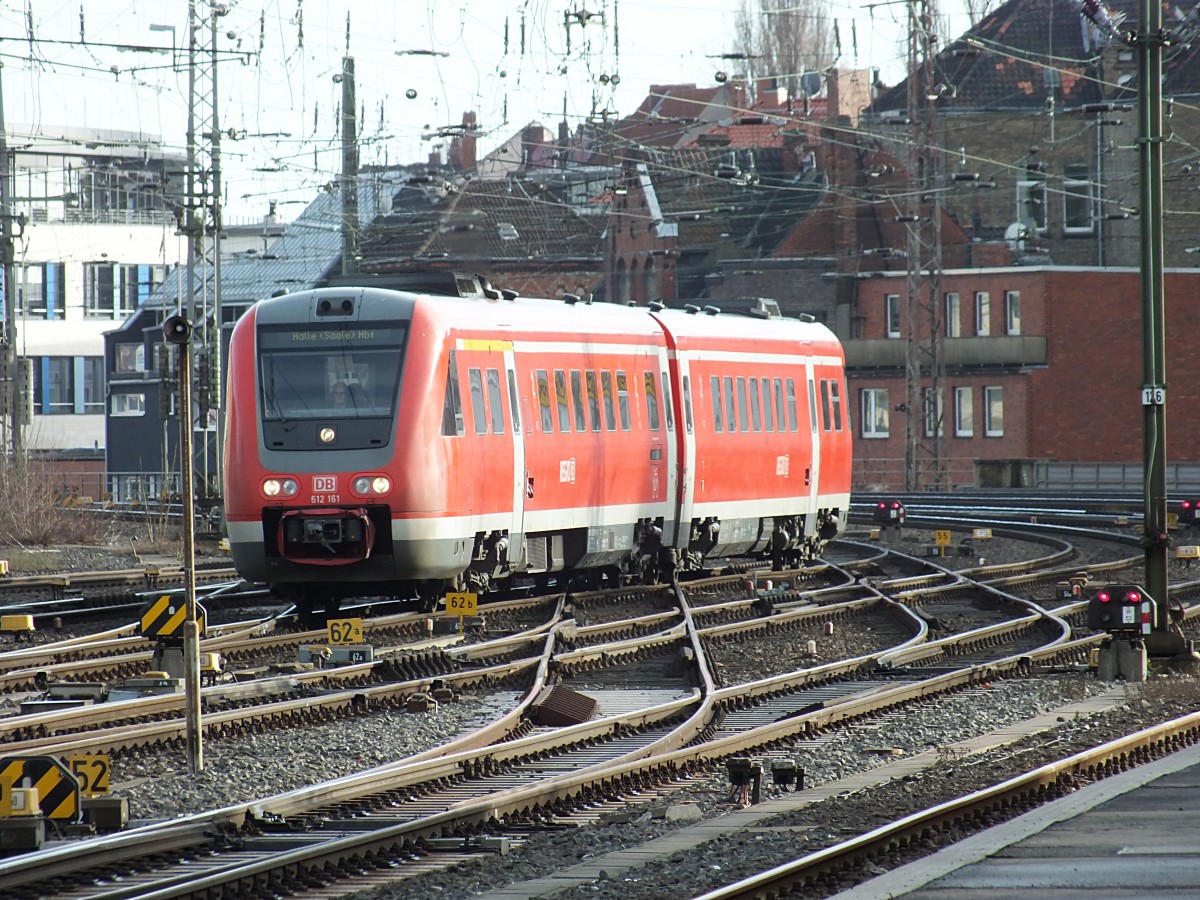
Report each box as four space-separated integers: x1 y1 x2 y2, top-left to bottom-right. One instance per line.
923 387 944 438
1063 163 1094 233
945 292 960 338
1005 290 1021 336
83 357 105 414
975 292 991 336
954 386 973 437
985 386 1004 436
116 343 146 373
862 388 888 438
111 392 146 416
83 262 165 319
1017 166 1047 232
19 262 65 320
35 357 75 415
885 294 901 338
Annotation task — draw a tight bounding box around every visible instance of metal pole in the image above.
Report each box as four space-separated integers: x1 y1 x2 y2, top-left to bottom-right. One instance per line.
1135 0 1179 654
0 61 20 459
164 315 203 772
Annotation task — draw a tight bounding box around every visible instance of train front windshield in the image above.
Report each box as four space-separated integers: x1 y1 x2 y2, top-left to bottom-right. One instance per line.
258 323 407 421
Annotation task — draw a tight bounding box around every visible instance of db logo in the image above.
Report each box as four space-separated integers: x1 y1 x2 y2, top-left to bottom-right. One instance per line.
313 475 337 492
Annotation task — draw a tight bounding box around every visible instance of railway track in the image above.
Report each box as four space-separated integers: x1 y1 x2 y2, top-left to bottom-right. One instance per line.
0 515 1195 899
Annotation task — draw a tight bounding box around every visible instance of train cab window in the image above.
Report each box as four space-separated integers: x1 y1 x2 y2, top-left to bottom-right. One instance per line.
682 375 694 433
830 379 844 430
616 371 631 431
257 321 406 422
773 378 785 431
441 351 464 436
724 376 735 434
736 377 749 433
468 368 487 434
819 380 832 431
643 371 661 431
536 369 554 432
555 370 572 432
710 376 724 433
507 369 522 433
571 370 587 431
749 378 762 432
600 371 617 431
661 372 675 432
761 378 774 432
585 371 601 431
806 379 818 432
486 367 505 434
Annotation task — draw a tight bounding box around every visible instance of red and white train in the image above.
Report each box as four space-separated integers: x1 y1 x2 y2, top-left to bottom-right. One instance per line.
222 286 851 613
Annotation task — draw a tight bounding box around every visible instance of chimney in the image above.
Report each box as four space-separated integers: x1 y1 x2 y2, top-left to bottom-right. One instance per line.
448 111 477 170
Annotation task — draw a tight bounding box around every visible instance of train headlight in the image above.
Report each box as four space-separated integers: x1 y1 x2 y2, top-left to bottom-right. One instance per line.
263 477 300 497
353 475 391 495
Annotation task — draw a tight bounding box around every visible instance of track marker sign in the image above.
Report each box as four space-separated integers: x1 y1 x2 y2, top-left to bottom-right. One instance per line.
68 755 110 796
326 618 363 645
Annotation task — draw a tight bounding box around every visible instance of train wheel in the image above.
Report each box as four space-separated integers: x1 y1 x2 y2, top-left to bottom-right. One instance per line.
415 580 446 614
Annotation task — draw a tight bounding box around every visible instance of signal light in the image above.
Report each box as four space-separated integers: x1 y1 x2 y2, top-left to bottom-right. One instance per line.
1096 590 1111 603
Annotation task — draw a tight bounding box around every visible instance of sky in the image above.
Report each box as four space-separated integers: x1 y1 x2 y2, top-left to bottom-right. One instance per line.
0 0 973 223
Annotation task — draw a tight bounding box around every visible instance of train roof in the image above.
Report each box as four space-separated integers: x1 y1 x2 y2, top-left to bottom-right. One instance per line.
250 287 840 351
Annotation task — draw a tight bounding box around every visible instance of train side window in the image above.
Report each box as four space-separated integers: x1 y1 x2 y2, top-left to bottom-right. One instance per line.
441 351 464 436
616 371 631 431
749 377 762 432
570 370 587 431
600 371 617 431
585 371 601 431
830 379 844 430
786 378 799 432
643 371 661 431
819 380 832 431
682 375 694 433
724 376 735 434
807 378 818 432
736 377 749 432
486 367 505 434
507 369 522 433
774 378 785 431
555 370 572 432
710 375 724 433
469 367 487 434
761 377 774 432
661 372 675 431
536 369 554 432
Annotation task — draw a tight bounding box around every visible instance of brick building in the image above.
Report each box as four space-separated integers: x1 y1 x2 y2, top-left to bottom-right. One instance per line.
848 267 1200 490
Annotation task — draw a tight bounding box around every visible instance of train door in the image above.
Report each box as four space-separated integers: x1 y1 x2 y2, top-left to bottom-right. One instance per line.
804 364 821 540
669 352 696 548
504 353 526 570
649 348 676 513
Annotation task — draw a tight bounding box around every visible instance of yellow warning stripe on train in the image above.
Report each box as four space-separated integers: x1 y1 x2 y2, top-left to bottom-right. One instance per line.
458 338 513 352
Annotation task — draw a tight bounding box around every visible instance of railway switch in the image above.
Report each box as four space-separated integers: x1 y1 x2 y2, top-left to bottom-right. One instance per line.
1087 584 1156 635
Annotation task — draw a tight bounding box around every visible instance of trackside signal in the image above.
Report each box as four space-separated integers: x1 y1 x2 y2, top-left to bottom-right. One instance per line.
875 501 905 525
1087 584 1156 635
